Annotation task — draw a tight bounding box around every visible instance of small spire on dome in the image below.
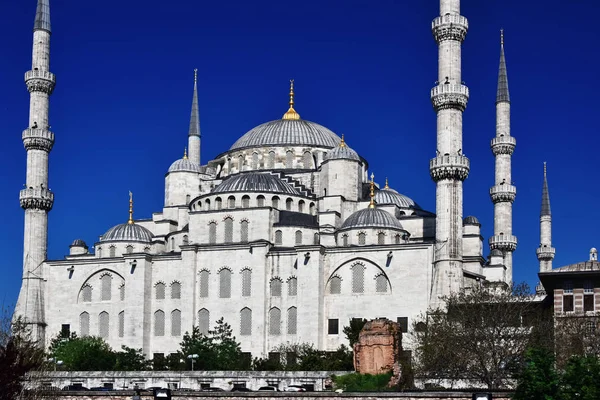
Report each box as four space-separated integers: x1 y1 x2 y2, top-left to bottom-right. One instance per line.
340 134 347 148
384 177 390 190
282 79 301 120
183 147 188 160
369 173 376 209
128 191 134 225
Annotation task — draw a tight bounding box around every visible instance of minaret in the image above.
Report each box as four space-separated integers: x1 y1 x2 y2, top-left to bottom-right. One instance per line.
14 0 56 344
489 30 517 284
187 69 201 165
536 163 555 272
429 0 470 304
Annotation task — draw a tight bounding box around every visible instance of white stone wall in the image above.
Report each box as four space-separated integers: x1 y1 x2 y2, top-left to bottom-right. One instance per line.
164 171 201 207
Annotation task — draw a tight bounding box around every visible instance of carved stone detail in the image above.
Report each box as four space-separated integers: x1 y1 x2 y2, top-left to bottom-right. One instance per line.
19 188 54 211
25 70 56 94
536 246 556 261
489 234 518 251
490 184 516 204
491 136 516 155
429 155 470 182
22 129 54 152
432 15 468 44
431 84 469 112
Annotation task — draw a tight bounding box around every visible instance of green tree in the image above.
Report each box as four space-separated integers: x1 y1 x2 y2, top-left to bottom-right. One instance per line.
332 372 393 392
513 348 560 400
343 318 367 347
114 346 151 371
49 333 116 371
560 355 600 400
252 343 353 371
208 317 243 370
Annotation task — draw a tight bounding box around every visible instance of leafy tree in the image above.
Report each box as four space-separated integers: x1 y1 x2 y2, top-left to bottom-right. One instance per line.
252 343 353 371
208 317 243 370
343 318 367 347
114 346 151 371
560 355 600 400
513 348 560 400
332 372 393 392
49 334 116 371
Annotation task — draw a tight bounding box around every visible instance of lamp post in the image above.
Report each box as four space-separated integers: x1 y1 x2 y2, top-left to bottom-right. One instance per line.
187 354 199 371
48 357 63 371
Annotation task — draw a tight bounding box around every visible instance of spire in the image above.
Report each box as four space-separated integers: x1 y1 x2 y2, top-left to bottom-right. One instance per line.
128 191 134 225
384 178 390 190
496 29 510 103
340 134 347 148
188 69 200 138
34 0 51 33
282 80 301 120
183 148 188 160
369 173 376 209
541 162 551 217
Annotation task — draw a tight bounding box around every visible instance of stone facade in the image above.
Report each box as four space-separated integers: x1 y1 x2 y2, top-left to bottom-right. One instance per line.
353 319 401 375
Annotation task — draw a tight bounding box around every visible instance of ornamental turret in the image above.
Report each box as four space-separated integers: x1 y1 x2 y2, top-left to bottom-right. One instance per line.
537 163 555 272
489 30 517 284
14 0 56 344
429 0 470 304
188 69 201 165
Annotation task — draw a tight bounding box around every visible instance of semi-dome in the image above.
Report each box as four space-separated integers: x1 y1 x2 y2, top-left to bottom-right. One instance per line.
340 208 404 231
70 239 88 248
463 216 480 226
168 155 202 173
324 136 360 161
213 173 300 195
490 249 503 257
375 190 420 209
101 223 153 243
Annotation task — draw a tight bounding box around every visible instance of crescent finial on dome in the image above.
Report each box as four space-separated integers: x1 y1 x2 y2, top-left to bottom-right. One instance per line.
183 147 188 160
128 191 134 225
340 134 347 148
369 173 376 209
384 177 390 190
282 79 301 120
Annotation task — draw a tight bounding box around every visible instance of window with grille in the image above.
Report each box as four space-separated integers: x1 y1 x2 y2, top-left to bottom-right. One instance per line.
270 278 283 297
395 234 401 244
330 276 341 294
126 245 133 254
303 152 311 168
352 264 365 293
268 151 276 168
564 281 573 294
242 196 250 208
101 274 112 301
584 294 594 312
286 151 293 168
198 309 209 335
298 200 305 213
109 246 116 257
219 269 232 298
584 281 594 293
378 232 385 245
252 152 259 169
295 230 303 245
154 310 165 336
358 233 366 245
171 282 181 299
99 311 109 338
328 319 339 334
269 308 281 335
397 317 409 333
171 309 181 336
199 271 209 298
287 307 297 335
97 247 102 258
209 222 217 244
342 234 349 247
242 269 252 297
80 312 90 336
257 196 265 207
288 277 298 296
119 284 125 301
376 274 388 293
118 311 124 337
275 230 283 245
286 198 293 211
228 196 236 209
82 285 92 302
563 295 574 312
155 282 165 300
240 220 249 242
272 196 280 209
314 233 319 245
240 308 252 336
215 198 222 210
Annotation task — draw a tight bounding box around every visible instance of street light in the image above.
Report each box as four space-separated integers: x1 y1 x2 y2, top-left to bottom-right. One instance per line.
187 354 199 371
47 357 63 371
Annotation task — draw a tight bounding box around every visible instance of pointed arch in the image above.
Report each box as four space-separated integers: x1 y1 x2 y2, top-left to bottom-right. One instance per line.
154 310 165 336
219 267 232 298
287 307 298 335
269 307 281 335
171 309 182 336
98 311 109 338
240 307 252 336
198 308 210 335
80 312 90 336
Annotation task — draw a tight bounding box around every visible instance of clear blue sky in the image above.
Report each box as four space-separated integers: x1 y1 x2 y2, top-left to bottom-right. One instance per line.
1 0 598 307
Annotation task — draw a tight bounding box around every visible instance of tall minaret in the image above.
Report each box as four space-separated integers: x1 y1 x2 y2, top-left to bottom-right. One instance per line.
489 30 517 284
429 0 470 304
14 0 56 344
536 163 555 272
187 69 201 165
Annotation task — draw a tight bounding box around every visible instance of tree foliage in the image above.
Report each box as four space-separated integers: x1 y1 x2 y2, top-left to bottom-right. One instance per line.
252 342 354 371
554 316 600 368
332 372 393 392
343 318 367 348
513 347 560 400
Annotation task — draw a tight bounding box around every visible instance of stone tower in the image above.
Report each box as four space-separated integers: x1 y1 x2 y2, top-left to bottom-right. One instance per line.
537 163 555 272
429 0 470 304
14 0 56 344
489 31 517 284
187 69 201 165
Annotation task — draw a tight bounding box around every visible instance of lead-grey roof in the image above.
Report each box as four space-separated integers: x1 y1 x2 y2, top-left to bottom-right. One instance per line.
34 0 51 33
496 31 510 103
552 261 600 273
189 70 200 138
541 163 551 217
463 215 480 225
325 143 360 161
101 223 153 243
213 173 300 195
375 189 420 209
229 119 341 151
70 239 88 248
168 158 202 173
340 208 404 231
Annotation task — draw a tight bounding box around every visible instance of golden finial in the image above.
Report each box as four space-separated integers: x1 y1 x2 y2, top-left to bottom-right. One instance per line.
128 191 134 225
340 134 347 148
500 29 504 46
282 79 301 120
369 173 376 209
183 147 188 160
384 177 389 190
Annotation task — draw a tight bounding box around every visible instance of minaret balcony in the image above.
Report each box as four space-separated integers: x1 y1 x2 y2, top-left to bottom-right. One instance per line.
429 155 470 182
491 136 516 155
536 246 556 261
22 129 54 152
489 234 517 251
20 188 54 211
432 14 468 44
431 84 469 112
490 184 516 203
25 69 55 94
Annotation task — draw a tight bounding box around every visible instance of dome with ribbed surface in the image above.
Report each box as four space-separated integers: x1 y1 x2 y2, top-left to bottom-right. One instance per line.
229 119 341 151
325 142 360 161
70 239 88 248
375 189 420 209
340 208 403 231
490 249 503 257
101 223 153 243
168 158 202 173
463 216 480 225
213 173 300 195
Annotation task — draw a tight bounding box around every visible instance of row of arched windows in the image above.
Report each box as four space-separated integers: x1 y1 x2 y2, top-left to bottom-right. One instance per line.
269 306 298 335
79 310 124 338
96 245 151 258
339 232 405 246
227 150 315 173
81 276 125 303
154 281 181 300
195 196 316 214
207 218 249 244
198 269 298 299
154 309 182 337
328 267 389 295
274 230 319 246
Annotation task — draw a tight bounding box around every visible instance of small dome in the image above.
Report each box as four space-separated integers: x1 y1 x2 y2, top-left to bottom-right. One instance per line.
325 137 360 161
375 189 420 209
463 216 480 226
591 248 598 253
168 157 202 173
340 208 404 231
70 239 88 248
213 173 300 195
101 223 153 243
490 249 503 257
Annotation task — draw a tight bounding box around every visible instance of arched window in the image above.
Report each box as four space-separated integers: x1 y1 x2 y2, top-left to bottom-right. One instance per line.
298 200 305 213
144 246 150 253
109 246 116 258
215 197 222 210
242 195 250 208
378 232 385 245
240 308 252 336
209 222 217 244
205 199 211 210
313 232 319 245
227 158 232 172
82 285 92 303
288 277 298 296
270 278 283 297
275 230 283 245
358 232 366 245
171 309 181 336
303 151 312 168
101 274 112 301
287 307 298 335
80 312 90 336
198 309 210 335
268 151 276 168
269 307 281 335
286 198 293 211
170 237 175 251
376 275 388 293
240 220 249 242
286 151 293 168
238 155 244 171
118 311 125 338
183 235 189 245
186 194 191 205
99 311 109 338
219 268 232 298
342 234 349 247
171 282 181 299
272 196 280 209
252 152 259 169
257 195 265 207
199 271 209 298
126 245 133 254
295 230 303 245
330 276 341 294
352 263 365 293
155 282 165 300
395 234 401 244
309 202 316 215
119 284 125 301
154 310 165 336
241 269 252 297
97 247 102 258
228 196 236 209
224 217 233 243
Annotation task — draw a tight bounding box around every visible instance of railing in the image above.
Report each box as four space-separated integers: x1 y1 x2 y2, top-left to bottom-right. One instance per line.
432 14 469 29
25 69 55 83
20 187 54 201
536 247 556 257
490 184 516 196
22 128 54 141
491 136 516 147
430 84 469 98
429 155 470 169
489 234 518 250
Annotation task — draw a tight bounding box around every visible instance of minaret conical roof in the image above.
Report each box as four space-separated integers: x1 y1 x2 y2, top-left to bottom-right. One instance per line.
496 30 510 103
541 163 551 217
188 69 200 138
34 0 51 33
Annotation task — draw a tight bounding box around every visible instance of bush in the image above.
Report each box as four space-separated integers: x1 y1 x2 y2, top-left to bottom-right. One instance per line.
332 372 393 392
